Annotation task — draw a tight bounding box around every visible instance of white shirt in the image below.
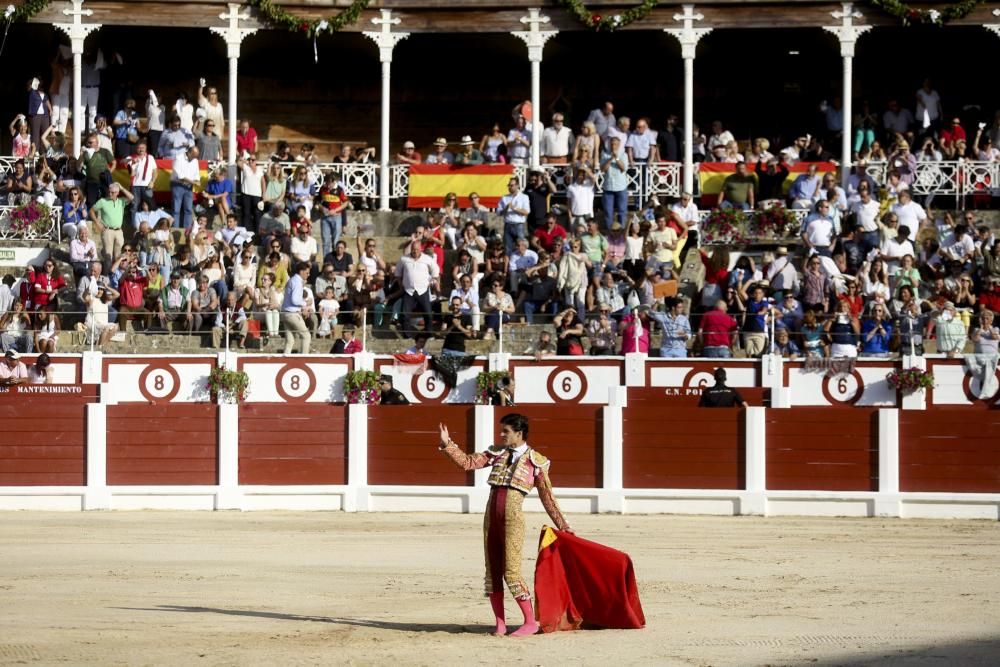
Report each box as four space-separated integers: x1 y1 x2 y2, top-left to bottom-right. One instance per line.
915 88 941 123
708 130 735 151
670 201 699 225
804 217 834 247
541 126 573 158
130 154 157 187
394 253 439 295
566 181 595 217
891 201 925 241
290 235 318 262
171 153 200 184
851 198 881 232
241 164 264 197
626 130 656 160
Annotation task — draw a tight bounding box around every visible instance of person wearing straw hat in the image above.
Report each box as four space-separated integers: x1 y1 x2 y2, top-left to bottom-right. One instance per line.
425 137 454 165
454 135 484 166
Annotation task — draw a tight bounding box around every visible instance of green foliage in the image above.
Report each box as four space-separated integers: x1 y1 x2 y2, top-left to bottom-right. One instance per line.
207 366 250 403
555 0 661 32
886 367 935 394
246 0 371 36
344 369 380 404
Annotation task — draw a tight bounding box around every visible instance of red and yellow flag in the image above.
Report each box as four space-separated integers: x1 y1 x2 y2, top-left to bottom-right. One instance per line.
112 159 211 206
407 164 513 209
698 161 838 206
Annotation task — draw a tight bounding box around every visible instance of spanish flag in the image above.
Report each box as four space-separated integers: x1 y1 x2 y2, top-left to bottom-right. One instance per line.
698 161 838 207
534 526 646 633
407 164 513 209
112 159 211 206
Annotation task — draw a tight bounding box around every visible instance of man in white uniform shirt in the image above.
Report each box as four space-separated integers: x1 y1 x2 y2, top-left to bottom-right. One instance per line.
801 201 835 256
395 242 440 337
625 118 658 164
566 166 595 228
669 192 699 230
766 246 799 298
171 145 200 232
128 141 157 211
540 113 573 164
850 183 881 255
890 189 925 242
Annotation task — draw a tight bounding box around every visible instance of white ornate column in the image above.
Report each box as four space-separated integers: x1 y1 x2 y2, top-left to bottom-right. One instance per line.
824 3 870 190
512 8 557 169
985 8 1000 37
210 3 257 165
665 5 710 195
53 0 101 155
364 9 409 211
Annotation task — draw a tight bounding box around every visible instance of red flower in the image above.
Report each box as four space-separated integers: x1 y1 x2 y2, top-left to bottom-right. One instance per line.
300 21 311 33
591 15 601 25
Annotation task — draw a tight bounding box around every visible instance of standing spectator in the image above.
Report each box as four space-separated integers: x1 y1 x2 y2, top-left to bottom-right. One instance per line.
649 297 691 358
914 78 943 138
573 121 600 171
553 307 585 355
117 264 151 331
600 136 630 231
197 80 225 138
497 178 530 255
755 157 790 201
195 118 221 162
802 201 836 257
699 299 739 358
145 90 166 158
480 274 514 339
235 119 257 156
90 182 134 268
740 283 771 358
317 172 348 259
861 303 892 355
720 161 756 210
541 114 573 164
882 99 913 138
170 145 200 231
281 261 312 354
237 153 265 232
79 132 115 207
566 166 595 229
620 308 650 354
626 117 658 164
126 141 157 212
26 76 52 150
586 304 619 355
156 115 194 160
395 242 439 336
586 101 615 140
890 189 925 242
851 182 881 255
657 114 682 163
556 238 590 314
506 116 531 166
111 98 139 159
524 169 556 231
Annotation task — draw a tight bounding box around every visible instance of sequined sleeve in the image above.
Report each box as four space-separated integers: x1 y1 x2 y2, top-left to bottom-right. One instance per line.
536 469 570 531
439 443 495 471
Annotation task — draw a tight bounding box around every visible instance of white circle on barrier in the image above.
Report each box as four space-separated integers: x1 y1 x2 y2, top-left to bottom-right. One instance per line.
824 373 862 404
144 368 176 399
413 371 448 401
279 368 313 399
550 369 585 402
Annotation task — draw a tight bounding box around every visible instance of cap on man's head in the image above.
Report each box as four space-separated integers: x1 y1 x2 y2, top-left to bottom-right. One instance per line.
5 349 19 360
403 141 415 149
378 374 393 384
434 137 448 147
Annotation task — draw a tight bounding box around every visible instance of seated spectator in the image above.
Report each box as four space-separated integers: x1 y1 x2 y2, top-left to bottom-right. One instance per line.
0 349 28 386
212 292 249 349
440 296 475 357
931 302 967 357
315 286 340 338
33 308 60 354
203 167 234 221
586 304 619 355
454 136 484 166
553 307 585 355
788 163 821 209
449 272 480 332
532 214 567 255
425 137 454 165
773 326 801 358
331 324 363 354
157 270 192 332
253 272 281 345
69 224 97 279
523 329 556 360
480 274 514 338
517 254 559 324
592 271 627 318
190 273 220 332
290 223 319 276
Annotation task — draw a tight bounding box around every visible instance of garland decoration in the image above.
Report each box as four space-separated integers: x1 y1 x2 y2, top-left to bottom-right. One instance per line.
555 0 660 32
246 0 370 36
886 367 935 394
7 1 49 23
207 366 250 403
865 0 986 25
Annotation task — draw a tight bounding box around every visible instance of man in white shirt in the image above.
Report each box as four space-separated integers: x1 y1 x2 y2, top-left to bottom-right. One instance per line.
290 222 318 271
625 117 658 164
127 141 157 211
566 166 595 228
497 178 531 255
846 161 877 202
146 90 166 158
801 201 835 256
171 145 200 232
669 192 699 229
707 120 734 152
236 153 265 232
890 189 925 242
540 113 573 164
395 242 439 337
850 184 881 255
508 237 538 292
603 116 629 153
506 117 532 166
766 247 799 297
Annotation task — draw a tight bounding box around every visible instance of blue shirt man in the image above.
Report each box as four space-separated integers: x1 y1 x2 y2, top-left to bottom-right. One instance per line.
649 298 691 358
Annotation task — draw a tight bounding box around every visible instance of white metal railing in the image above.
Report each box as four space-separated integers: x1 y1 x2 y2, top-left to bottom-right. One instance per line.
0 204 62 241
2 158 997 213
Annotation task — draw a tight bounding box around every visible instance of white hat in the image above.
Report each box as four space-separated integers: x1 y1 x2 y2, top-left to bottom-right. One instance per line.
459 135 474 145
5 349 19 360
433 137 447 147
403 141 415 149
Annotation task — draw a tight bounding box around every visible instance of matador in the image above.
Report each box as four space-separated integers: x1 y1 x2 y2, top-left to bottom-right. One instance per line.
438 412 572 637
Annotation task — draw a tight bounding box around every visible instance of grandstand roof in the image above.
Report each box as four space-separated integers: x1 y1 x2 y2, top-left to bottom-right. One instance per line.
30 1 1000 31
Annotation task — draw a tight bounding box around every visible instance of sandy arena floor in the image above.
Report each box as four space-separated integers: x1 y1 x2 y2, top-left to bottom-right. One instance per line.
1 511 998 666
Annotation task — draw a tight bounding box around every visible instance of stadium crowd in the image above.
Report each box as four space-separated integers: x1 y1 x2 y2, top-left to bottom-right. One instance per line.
3 73 1000 360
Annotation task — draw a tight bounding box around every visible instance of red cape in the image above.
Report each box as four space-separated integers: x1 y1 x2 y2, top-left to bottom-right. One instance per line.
534 526 646 633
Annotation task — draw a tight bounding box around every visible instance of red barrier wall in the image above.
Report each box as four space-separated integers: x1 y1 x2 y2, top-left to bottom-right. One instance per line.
0 393 90 486
106 404 218 485
238 405 348 485
899 410 1000 493
766 408 878 491
623 389 744 489
368 405 475 486
496 405 603 488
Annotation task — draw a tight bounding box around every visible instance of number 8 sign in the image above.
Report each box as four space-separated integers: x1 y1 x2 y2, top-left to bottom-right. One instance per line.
275 363 316 402
138 362 181 403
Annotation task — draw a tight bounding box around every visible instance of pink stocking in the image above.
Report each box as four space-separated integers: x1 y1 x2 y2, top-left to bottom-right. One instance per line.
510 596 539 637
488 591 507 636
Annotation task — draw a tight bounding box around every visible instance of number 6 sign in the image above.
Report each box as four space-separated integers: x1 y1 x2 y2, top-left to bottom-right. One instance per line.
821 370 864 405
546 367 588 403
411 371 448 403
